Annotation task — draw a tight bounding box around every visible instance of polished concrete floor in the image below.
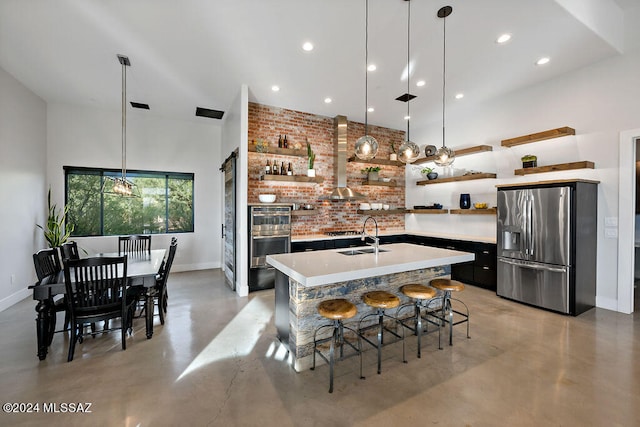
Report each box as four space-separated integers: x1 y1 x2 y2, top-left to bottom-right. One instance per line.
1 269 639 426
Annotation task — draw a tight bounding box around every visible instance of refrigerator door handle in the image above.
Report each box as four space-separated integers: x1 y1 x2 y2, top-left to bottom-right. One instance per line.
498 257 567 273
529 193 534 257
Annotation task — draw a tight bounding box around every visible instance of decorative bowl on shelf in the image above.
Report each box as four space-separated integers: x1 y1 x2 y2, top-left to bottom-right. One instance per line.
381 177 392 182
359 203 371 210
474 202 488 209
371 203 383 210
382 204 390 210
258 194 276 203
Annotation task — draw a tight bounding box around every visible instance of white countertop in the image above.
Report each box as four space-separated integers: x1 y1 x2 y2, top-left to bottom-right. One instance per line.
291 230 496 244
267 243 474 287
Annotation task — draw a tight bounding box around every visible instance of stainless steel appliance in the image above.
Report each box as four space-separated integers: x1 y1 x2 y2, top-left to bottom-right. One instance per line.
496 181 597 315
249 204 291 291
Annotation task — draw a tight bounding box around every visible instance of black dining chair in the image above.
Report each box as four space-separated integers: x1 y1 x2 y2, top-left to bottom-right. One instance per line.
135 238 178 324
118 235 151 256
63 255 136 362
60 241 80 261
33 248 69 336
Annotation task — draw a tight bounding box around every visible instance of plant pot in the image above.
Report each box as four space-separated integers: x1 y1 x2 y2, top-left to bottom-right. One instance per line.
389 153 397 161
522 160 537 168
307 169 316 177
367 171 379 181
427 172 438 180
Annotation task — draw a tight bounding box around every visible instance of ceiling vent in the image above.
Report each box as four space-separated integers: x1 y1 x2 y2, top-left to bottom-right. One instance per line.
395 93 416 102
130 102 150 110
195 107 225 119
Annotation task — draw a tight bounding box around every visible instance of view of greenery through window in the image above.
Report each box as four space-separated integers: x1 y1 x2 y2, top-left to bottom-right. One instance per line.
65 168 194 236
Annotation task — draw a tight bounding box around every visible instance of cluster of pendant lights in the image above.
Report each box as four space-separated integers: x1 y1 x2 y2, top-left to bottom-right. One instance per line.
355 0 455 167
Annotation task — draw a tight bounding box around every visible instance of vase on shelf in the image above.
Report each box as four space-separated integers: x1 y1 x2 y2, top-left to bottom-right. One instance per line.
389 153 397 161
459 193 471 209
307 169 316 178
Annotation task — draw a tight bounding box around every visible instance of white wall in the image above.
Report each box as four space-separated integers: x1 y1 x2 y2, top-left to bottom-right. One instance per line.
0 67 47 310
221 85 249 296
46 103 223 272
407 48 640 312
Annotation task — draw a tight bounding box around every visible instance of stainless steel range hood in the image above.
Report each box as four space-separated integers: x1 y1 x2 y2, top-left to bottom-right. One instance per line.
326 115 366 200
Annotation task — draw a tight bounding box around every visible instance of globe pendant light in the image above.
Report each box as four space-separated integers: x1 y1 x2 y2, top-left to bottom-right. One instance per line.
434 6 455 167
354 0 379 160
102 54 139 197
397 0 420 164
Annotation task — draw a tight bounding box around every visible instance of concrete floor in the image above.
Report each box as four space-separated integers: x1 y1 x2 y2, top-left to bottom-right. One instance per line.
1 269 639 426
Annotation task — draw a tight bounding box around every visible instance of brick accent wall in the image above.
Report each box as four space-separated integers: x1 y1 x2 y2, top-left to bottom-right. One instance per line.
248 103 406 236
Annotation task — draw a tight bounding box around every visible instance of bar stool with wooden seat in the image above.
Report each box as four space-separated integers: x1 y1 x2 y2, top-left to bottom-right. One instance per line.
311 299 363 393
358 290 406 375
396 284 438 358
429 278 470 349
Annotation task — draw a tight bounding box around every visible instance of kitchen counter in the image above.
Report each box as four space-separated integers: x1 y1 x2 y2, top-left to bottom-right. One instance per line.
292 230 496 244
267 243 474 371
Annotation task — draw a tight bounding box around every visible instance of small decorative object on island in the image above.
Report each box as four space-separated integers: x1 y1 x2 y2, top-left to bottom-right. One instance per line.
361 166 380 181
421 167 438 180
389 142 398 161
307 138 316 177
459 193 471 209
521 154 537 168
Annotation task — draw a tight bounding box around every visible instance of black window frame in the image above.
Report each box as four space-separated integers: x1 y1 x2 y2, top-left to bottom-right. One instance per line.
64 166 195 237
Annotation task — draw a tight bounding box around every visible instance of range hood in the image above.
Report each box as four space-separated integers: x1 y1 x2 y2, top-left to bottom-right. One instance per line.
326 115 366 200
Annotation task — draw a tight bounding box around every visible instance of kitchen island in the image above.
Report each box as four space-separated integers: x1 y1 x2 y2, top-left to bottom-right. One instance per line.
267 243 474 371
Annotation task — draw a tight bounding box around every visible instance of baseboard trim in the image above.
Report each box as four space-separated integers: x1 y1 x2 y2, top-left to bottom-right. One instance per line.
0 288 31 312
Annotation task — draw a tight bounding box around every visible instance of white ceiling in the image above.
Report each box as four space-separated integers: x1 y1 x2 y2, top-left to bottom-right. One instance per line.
1 0 638 132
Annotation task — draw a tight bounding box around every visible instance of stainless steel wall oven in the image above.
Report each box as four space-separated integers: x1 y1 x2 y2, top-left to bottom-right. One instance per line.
248 205 291 291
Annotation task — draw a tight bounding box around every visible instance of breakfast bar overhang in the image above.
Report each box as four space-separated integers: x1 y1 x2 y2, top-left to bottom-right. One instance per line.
267 243 474 371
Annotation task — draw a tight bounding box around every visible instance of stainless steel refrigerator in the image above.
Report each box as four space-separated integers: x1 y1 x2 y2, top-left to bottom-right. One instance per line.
496 181 598 315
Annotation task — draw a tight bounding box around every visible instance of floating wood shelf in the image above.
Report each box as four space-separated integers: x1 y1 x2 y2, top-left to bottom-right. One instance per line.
348 156 405 167
249 145 307 157
363 180 399 187
406 209 449 214
414 145 493 165
449 208 497 215
291 209 320 217
416 173 497 186
501 127 575 147
356 209 407 215
514 161 594 176
262 175 323 183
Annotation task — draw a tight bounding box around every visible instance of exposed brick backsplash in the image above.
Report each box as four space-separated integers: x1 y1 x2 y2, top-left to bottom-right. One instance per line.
248 103 406 236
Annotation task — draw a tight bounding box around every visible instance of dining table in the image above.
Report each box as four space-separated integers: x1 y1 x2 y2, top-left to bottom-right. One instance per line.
29 249 166 360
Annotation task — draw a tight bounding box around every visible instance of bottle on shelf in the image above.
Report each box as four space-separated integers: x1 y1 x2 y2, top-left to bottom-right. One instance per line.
280 161 286 175
278 135 283 148
283 135 288 149
272 159 279 175
287 162 293 176
265 159 271 175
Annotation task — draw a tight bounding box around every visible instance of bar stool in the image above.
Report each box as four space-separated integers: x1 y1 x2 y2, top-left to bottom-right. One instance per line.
429 278 470 349
358 290 406 375
396 284 438 358
311 299 363 393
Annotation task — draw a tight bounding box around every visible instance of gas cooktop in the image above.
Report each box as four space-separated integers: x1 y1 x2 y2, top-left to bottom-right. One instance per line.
324 230 361 236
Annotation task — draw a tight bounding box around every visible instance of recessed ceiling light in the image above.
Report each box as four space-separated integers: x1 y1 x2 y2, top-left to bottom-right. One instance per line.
496 34 511 44
536 57 550 66
367 107 374 113
367 64 377 72
455 93 464 99
416 80 426 87
324 97 332 104
271 85 280 92
404 115 410 120
302 42 314 51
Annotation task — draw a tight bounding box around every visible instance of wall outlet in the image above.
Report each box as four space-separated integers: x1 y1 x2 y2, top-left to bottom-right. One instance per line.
605 217 618 227
605 227 618 238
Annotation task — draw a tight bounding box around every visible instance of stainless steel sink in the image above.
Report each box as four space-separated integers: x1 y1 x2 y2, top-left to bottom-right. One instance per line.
337 248 389 256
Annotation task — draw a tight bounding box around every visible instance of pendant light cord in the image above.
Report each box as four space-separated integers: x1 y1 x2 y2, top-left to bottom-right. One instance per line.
121 60 127 181
406 0 411 142
364 0 370 135
441 11 447 149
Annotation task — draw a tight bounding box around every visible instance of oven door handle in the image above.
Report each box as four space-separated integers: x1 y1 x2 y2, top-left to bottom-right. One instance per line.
251 234 290 239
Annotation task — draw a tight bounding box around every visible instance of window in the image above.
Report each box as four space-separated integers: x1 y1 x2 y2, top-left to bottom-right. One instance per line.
64 167 194 236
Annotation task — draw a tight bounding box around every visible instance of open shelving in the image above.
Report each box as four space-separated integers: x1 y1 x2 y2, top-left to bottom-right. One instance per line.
347 156 405 167
249 145 307 157
501 127 575 147
405 209 448 214
514 161 594 176
413 145 493 165
449 208 497 215
356 209 407 215
363 180 399 187
261 175 323 183
416 173 497 186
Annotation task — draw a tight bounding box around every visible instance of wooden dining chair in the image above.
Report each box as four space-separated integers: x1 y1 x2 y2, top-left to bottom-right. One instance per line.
118 235 151 255
63 255 136 362
33 248 69 336
61 241 80 261
135 238 178 324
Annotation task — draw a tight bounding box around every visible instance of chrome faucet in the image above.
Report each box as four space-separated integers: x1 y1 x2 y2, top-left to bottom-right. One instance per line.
361 216 380 255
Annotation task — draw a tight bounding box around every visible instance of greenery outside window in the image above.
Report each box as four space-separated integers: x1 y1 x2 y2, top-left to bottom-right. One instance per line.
64 167 194 236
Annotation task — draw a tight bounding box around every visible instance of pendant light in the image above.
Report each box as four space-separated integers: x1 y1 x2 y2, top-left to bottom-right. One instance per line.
102 54 138 197
397 0 420 164
433 6 455 167
354 0 379 160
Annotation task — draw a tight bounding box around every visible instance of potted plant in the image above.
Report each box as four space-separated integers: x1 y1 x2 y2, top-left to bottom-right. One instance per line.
307 139 316 177
421 167 438 180
361 166 381 181
390 142 398 161
521 154 537 168
37 188 73 248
